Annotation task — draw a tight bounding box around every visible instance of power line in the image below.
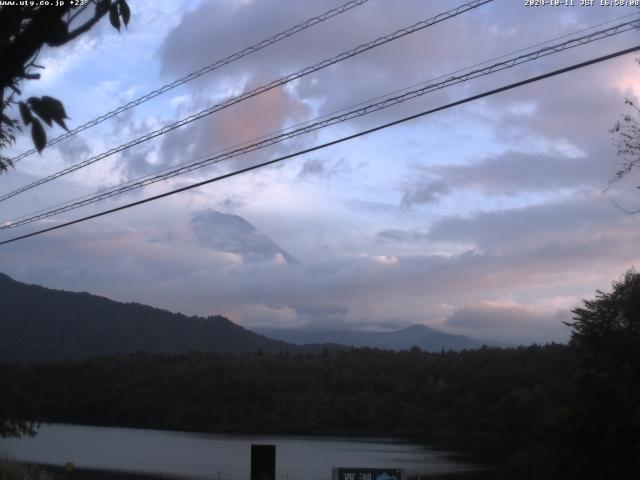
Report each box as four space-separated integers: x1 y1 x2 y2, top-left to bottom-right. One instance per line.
4 17 638 230
9 0 372 164
311 11 640 121
0 0 493 203
1 44 637 247
5 16 636 228
19 5 633 227
10 11 638 228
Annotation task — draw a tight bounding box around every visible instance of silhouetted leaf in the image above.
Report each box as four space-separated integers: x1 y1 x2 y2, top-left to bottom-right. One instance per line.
109 3 120 31
53 117 68 131
27 96 69 130
118 0 130 27
41 96 67 117
31 118 46 153
41 96 69 130
19 102 32 125
28 98 52 126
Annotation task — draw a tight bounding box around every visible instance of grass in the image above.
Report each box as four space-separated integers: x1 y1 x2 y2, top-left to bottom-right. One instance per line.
0 458 52 480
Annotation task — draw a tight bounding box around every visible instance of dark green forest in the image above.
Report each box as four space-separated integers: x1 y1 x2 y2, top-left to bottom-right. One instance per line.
1 345 573 438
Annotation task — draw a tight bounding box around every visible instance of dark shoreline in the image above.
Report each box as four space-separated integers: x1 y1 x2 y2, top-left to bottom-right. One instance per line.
31 464 498 480
23 464 179 480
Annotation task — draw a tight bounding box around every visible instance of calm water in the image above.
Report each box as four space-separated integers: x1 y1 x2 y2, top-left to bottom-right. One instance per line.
0 424 476 480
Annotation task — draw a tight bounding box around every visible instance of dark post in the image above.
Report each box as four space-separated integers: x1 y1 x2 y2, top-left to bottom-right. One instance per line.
251 444 276 480
64 462 75 480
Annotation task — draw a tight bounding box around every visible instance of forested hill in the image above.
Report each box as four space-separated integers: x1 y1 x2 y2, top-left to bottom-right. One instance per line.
2 345 575 438
0 273 296 362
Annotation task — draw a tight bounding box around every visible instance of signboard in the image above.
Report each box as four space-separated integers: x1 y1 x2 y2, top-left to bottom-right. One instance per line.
332 467 406 480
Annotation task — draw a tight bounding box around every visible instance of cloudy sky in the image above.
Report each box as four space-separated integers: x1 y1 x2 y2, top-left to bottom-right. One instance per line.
1 0 640 344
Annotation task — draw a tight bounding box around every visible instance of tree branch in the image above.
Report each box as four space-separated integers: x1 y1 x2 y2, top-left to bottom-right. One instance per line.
64 12 105 42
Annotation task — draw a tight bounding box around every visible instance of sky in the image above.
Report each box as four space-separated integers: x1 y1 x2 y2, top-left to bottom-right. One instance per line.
1 0 640 344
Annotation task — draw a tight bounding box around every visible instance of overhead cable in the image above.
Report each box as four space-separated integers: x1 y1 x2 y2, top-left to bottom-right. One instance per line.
0 0 493 202
9 0 372 164
2 44 638 246
4 17 638 229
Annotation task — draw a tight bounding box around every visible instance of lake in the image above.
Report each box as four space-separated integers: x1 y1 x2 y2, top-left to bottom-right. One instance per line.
0 423 479 480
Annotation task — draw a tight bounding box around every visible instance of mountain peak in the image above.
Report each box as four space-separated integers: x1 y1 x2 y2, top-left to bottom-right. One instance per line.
193 210 255 234
190 210 299 264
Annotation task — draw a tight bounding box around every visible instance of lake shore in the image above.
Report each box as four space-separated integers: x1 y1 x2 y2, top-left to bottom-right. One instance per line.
21 464 179 480
34 464 498 480
2 423 510 480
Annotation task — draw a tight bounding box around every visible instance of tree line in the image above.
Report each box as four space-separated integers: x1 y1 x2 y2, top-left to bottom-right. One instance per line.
0 344 574 439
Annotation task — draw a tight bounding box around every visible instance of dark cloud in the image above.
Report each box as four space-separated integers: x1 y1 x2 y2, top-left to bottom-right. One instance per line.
297 157 350 181
401 179 450 207
294 304 348 318
342 198 403 214
376 228 428 244
216 195 245 211
54 135 92 165
297 158 325 179
106 108 164 180
402 66 636 199
283 303 350 328
443 301 571 344
426 194 633 251
429 150 611 195
154 82 312 178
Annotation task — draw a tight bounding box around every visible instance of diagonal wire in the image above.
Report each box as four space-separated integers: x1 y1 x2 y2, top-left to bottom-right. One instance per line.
0 0 494 203
1 44 638 246
3 16 639 230
9 0 372 164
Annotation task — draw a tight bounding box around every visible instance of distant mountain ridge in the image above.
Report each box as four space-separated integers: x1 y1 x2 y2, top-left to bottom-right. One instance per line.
0 273 297 362
254 324 483 351
0 273 496 363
